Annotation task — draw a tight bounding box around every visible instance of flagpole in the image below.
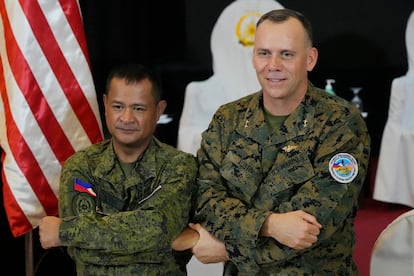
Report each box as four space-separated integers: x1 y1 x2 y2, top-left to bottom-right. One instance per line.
25 231 34 276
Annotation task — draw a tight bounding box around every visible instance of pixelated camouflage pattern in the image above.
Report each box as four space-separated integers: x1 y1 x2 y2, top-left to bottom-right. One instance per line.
194 83 371 275
58 137 197 275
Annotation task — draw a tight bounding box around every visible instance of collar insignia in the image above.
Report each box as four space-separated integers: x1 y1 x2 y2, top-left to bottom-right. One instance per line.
282 144 298 153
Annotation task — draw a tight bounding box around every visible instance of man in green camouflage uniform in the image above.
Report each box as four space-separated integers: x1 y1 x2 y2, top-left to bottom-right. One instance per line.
189 9 371 275
39 64 197 275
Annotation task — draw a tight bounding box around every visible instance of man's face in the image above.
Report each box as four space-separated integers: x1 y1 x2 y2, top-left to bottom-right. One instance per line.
252 18 317 110
103 77 165 152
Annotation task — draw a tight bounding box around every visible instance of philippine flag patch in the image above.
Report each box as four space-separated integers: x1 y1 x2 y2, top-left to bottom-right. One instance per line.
74 178 97 197
329 153 358 183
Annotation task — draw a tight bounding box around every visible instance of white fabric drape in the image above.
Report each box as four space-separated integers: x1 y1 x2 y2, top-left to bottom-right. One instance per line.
373 10 414 207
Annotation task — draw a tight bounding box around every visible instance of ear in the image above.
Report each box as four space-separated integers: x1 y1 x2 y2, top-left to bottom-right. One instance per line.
307 47 318 72
156 100 167 119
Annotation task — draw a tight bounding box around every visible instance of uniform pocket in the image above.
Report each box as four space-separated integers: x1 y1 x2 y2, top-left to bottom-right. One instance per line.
253 151 314 210
220 150 264 204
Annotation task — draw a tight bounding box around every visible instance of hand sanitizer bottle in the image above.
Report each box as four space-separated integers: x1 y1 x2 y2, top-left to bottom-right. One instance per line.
350 87 364 112
325 79 336 95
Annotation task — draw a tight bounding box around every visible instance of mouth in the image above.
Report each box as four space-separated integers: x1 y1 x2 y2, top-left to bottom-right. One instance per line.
117 127 138 133
266 77 286 86
266 77 285 82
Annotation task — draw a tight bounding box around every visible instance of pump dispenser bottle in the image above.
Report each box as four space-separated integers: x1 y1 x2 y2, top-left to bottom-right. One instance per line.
350 87 363 111
325 79 336 95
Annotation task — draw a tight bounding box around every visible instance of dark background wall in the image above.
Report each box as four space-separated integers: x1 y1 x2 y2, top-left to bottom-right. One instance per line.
2 1 414 274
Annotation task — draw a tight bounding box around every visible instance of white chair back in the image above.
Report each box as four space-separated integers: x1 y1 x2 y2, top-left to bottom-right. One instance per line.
370 209 414 276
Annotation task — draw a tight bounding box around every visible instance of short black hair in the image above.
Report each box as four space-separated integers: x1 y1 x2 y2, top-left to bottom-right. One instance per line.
105 63 163 102
256 8 313 46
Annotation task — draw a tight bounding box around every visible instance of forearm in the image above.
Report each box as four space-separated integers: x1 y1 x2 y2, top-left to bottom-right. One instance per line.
59 209 167 253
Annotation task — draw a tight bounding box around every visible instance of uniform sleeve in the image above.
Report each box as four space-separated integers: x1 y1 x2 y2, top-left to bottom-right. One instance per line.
256 111 371 264
194 110 272 273
58 152 197 264
283 112 371 238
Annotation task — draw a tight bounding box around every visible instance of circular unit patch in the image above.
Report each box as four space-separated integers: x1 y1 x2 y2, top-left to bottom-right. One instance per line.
329 153 358 183
72 193 96 215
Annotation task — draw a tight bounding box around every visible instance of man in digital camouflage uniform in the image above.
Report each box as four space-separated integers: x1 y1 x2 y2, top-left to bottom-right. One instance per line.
39 64 197 275
189 9 371 275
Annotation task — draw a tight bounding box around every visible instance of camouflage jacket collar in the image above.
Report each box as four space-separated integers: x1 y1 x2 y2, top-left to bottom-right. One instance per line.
236 86 315 145
93 138 162 186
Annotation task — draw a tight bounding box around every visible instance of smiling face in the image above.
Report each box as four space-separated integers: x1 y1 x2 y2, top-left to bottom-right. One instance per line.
103 77 166 160
252 17 318 115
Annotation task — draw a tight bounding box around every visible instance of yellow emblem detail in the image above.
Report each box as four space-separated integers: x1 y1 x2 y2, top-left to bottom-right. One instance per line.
235 12 262 47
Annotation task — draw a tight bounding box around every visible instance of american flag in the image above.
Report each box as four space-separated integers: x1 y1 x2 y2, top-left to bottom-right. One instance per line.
0 0 103 237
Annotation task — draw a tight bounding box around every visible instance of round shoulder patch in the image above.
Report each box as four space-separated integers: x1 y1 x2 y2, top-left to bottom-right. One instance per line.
329 153 358 183
72 193 96 215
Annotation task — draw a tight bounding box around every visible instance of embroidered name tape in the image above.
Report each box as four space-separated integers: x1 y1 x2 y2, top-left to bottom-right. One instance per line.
329 153 358 183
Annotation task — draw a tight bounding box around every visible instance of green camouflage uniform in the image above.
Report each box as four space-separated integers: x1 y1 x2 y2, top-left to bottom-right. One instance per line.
194 83 371 275
58 137 197 276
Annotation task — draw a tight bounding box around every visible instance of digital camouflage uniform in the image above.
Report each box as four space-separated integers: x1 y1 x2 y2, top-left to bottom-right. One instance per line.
58 137 197 276
194 83 371 275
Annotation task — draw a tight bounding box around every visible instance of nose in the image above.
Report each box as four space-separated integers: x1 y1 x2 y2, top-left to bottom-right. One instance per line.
268 55 281 71
120 108 134 122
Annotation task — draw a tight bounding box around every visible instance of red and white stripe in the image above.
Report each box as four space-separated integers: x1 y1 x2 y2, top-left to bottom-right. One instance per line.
0 0 103 237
